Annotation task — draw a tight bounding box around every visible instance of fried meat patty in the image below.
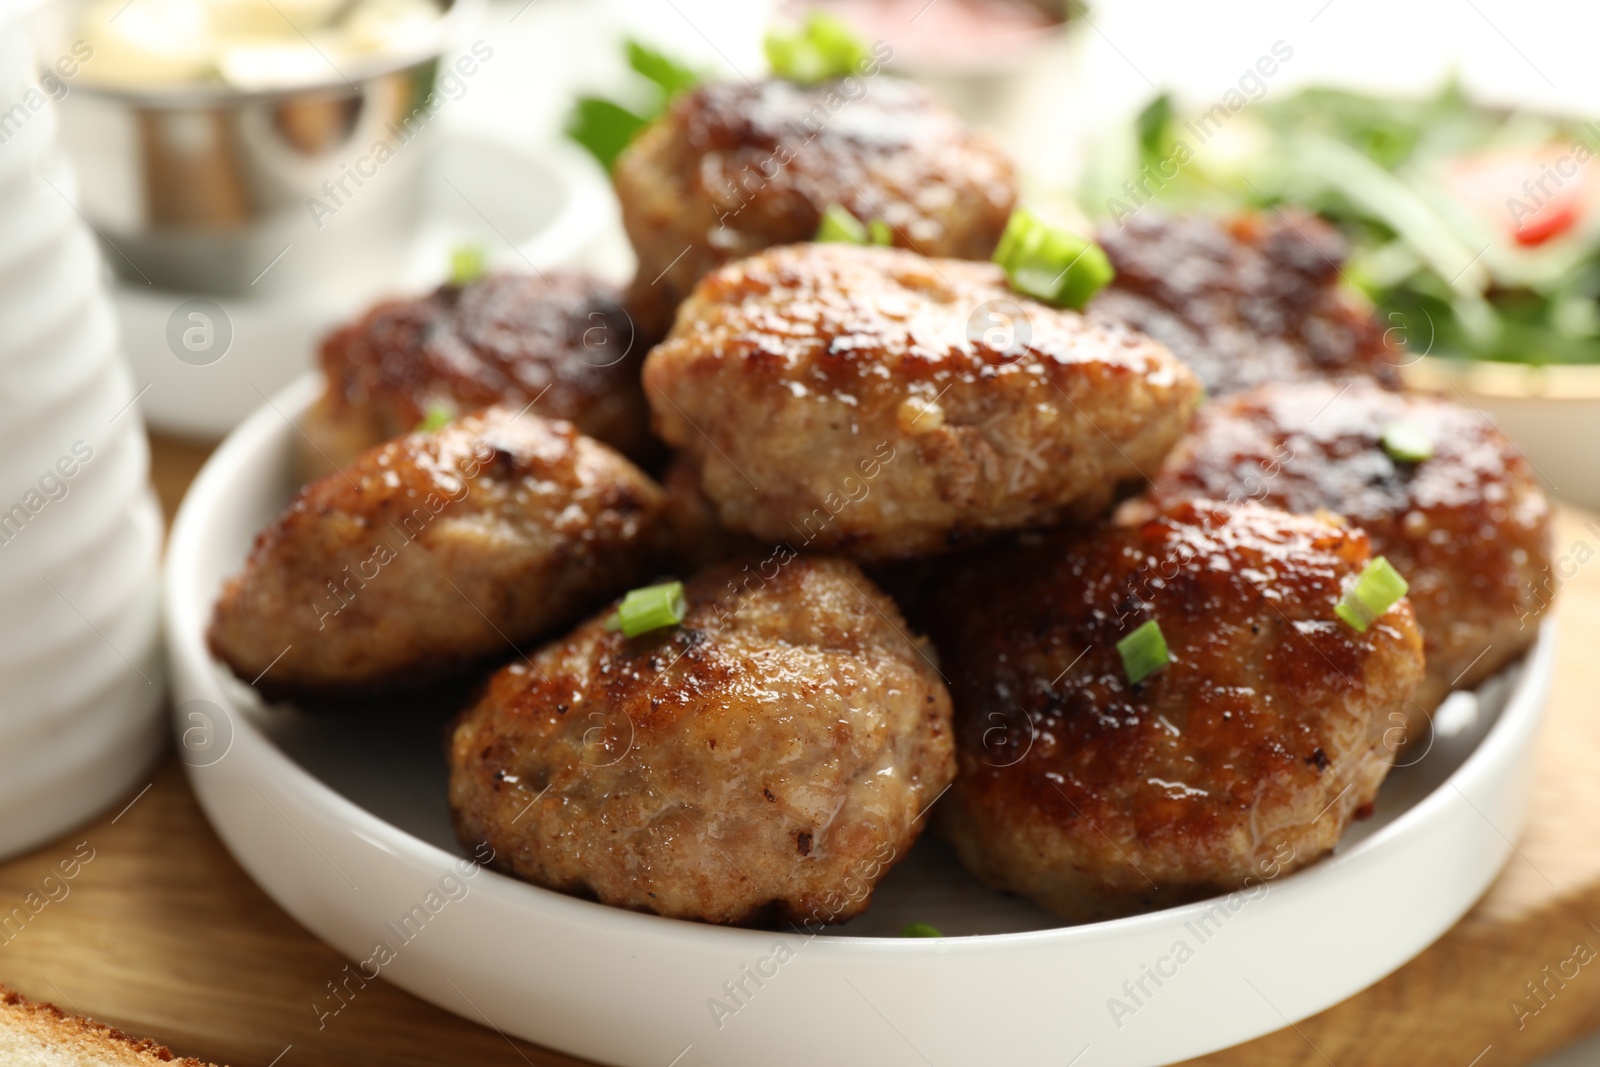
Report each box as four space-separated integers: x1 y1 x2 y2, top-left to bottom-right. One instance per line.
660 453 764 571
1142 377 1553 712
615 77 1015 336
209 407 667 700
1089 211 1404 397
926 501 1425 921
643 243 1201 561
303 271 652 474
448 556 954 926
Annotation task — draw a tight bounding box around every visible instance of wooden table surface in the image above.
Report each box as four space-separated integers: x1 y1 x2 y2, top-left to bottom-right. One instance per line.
2 432 1599 1067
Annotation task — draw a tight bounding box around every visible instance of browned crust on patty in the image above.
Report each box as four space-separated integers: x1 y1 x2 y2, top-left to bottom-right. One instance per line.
1089 210 1405 397
449 556 954 926
616 76 1015 334
307 271 652 474
1142 377 1553 711
209 407 669 700
643 242 1201 560
925 501 1424 921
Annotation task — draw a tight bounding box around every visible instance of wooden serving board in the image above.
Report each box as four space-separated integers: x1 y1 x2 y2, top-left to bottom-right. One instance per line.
0 434 1598 1067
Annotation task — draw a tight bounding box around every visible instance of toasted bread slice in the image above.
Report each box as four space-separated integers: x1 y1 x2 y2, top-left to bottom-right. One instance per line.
0 985 221 1066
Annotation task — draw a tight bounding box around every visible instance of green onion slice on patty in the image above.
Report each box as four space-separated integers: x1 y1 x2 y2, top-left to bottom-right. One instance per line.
992 207 1116 310
1117 620 1170 685
764 12 870 83
1335 557 1409 632
816 204 893 246
414 401 455 433
1381 422 1434 463
448 244 486 286
609 581 688 638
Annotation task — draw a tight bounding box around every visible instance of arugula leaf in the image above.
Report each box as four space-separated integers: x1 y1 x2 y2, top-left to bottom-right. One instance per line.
1135 92 1173 161
565 40 701 172
1084 82 1600 366
627 40 699 99
566 96 650 173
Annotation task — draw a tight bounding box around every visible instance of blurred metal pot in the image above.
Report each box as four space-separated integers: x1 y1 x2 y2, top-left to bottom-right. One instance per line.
24 0 485 297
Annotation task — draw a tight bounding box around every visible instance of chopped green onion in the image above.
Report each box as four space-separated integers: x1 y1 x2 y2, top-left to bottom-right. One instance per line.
449 245 487 287
815 204 893 246
1335 557 1409 633
816 203 869 244
626 39 699 99
900 922 943 938
765 12 871 83
993 207 1116 311
414 401 455 433
1117 620 1170 685
1381 422 1433 463
611 580 688 638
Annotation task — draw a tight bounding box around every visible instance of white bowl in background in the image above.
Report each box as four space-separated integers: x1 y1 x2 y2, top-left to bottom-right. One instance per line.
164 371 1557 1067
1406 357 1600 514
115 133 613 440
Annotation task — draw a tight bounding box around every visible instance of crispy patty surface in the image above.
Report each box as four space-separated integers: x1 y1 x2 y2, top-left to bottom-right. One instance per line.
448 556 954 926
925 501 1424 921
615 76 1015 335
643 242 1201 560
1089 211 1404 397
304 271 652 474
1142 377 1553 712
209 407 667 700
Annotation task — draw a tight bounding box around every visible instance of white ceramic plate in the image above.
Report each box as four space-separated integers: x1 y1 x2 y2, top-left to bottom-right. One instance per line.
165 372 1557 1067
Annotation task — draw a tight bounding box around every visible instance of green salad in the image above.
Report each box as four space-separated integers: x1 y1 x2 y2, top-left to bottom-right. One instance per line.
1080 84 1600 366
